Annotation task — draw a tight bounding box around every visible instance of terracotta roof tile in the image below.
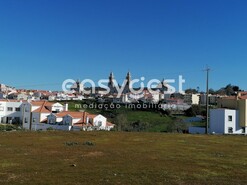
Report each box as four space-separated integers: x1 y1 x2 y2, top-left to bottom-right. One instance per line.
0 99 26 102
32 101 52 113
106 122 114 126
56 111 86 118
87 114 97 119
239 95 247 99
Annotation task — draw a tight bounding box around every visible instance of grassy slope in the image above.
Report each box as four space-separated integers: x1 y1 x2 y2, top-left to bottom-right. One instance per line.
125 110 172 132
0 131 246 185
67 101 178 132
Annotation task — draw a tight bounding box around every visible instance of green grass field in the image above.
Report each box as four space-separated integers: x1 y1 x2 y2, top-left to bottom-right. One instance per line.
0 131 246 185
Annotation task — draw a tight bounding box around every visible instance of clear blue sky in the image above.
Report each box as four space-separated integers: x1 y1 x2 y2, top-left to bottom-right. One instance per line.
0 0 246 91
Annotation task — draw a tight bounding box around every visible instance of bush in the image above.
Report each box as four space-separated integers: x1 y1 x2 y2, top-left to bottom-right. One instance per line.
65 141 79 146
0 124 17 132
184 105 206 117
47 127 54 131
83 141 94 146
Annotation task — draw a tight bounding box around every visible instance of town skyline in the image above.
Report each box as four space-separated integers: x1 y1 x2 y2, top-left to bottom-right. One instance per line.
1 0 247 91
0 70 245 93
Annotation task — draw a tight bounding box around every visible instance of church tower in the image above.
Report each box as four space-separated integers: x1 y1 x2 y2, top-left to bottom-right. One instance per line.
108 72 116 94
123 71 131 94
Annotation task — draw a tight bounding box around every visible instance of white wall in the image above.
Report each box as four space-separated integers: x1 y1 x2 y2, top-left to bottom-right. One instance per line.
22 103 32 129
210 109 242 134
184 94 200 105
51 103 64 112
0 101 23 124
93 115 107 130
31 112 40 125
224 109 242 134
31 123 71 131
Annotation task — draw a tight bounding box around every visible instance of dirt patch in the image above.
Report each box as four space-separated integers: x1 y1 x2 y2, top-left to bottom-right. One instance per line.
82 151 104 157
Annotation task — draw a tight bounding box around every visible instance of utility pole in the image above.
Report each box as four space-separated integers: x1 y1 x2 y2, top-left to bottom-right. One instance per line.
204 66 210 134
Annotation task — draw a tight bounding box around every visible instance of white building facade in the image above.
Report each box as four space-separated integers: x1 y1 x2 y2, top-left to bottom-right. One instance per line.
0 100 23 124
210 109 243 134
0 100 114 131
184 94 200 105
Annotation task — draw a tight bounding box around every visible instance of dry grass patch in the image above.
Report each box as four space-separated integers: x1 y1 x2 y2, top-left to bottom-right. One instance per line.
0 132 246 185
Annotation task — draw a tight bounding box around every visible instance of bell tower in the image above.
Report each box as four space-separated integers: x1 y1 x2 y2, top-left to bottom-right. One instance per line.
108 72 116 94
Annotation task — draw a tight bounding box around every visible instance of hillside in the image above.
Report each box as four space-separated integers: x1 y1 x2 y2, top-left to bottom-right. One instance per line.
66 100 204 132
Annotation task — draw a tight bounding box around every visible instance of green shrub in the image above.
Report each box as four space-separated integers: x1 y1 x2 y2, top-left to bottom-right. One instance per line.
47 127 54 131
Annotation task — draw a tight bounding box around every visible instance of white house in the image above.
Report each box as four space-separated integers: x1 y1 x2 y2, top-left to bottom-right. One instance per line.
0 99 23 124
210 109 243 134
21 101 66 130
46 111 114 131
0 99 114 131
184 94 200 105
17 93 29 101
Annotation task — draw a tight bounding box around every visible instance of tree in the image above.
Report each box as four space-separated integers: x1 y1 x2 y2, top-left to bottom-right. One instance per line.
208 88 215 95
130 120 149 132
167 118 188 133
215 84 240 96
185 88 198 94
232 85 240 92
114 114 128 131
184 105 206 117
225 84 235 96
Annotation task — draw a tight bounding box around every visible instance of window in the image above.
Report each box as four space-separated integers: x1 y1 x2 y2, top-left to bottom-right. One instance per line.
32 118 36 122
7 107 13 111
228 127 233 133
65 120 69 125
0 106 4 111
97 121 102 127
242 127 245 134
15 107 20 111
7 117 12 123
228 115 232 121
25 107 28 112
24 117 28 123
12 117 20 124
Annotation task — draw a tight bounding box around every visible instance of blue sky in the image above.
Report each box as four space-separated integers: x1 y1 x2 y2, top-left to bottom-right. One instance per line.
0 0 246 91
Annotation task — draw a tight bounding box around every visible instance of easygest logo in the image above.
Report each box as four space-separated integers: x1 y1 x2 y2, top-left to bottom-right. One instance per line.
62 75 185 97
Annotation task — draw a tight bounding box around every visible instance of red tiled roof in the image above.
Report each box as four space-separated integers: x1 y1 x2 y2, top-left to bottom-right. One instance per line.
56 111 87 118
32 101 52 113
238 91 247 97
0 99 26 102
106 122 114 126
73 123 87 127
31 101 53 107
239 95 247 99
87 114 97 119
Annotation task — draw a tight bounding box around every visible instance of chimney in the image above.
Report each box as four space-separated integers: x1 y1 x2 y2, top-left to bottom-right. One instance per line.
64 103 68 111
